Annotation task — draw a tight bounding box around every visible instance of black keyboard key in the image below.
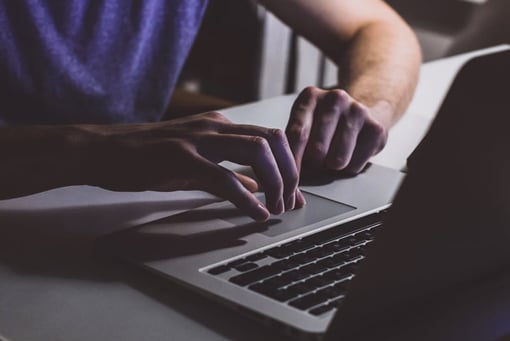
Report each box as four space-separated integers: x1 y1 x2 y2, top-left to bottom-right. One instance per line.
305 247 331 260
330 296 345 307
322 239 351 252
348 247 365 259
208 265 230 275
289 292 329 310
334 281 351 293
316 285 346 299
249 283 273 294
262 275 292 289
303 275 335 289
268 289 298 302
322 268 352 281
287 252 316 265
235 262 258 272
272 258 300 271
246 253 267 262
317 255 345 269
230 265 280 286
309 303 335 316
342 263 359 274
355 230 374 241
280 269 309 283
299 263 325 275
227 258 247 268
264 246 294 259
286 282 315 296
249 284 297 302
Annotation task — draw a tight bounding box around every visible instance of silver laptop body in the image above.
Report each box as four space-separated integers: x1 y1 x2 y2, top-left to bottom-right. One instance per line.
102 50 510 339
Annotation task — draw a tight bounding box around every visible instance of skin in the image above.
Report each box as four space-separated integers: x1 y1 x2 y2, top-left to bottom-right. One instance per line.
260 0 422 175
0 0 421 221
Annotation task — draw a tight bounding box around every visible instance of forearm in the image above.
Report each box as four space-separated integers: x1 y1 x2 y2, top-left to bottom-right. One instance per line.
337 19 421 128
0 125 94 199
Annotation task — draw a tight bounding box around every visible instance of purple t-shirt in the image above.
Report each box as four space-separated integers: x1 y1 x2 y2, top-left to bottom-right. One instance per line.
0 0 208 125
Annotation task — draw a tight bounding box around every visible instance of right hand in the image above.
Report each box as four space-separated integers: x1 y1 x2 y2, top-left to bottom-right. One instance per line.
87 111 305 221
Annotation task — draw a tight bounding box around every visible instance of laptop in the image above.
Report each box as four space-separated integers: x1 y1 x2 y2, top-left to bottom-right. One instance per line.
99 49 510 339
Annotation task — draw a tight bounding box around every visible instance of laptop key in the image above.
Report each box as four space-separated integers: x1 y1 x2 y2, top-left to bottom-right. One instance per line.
287 252 316 265
249 284 297 302
264 246 294 259
330 296 345 307
272 258 300 271
262 275 291 289
316 285 346 299
268 289 298 302
289 292 330 310
234 262 258 272
322 238 351 252
280 269 309 283
322 268 352 282
227 258 247 268
246 253 267 262
286 282 315 296
229 265 280 286
305 247 331 259
208 265 230 275
309 303 335 316
303 274 335 289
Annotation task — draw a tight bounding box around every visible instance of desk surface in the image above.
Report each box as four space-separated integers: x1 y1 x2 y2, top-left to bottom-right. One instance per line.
0 45 508 341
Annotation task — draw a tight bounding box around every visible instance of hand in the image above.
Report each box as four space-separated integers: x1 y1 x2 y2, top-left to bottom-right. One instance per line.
88 112 305 221
285 87 389 176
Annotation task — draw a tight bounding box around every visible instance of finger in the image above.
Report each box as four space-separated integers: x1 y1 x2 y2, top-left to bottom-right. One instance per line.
343 122 386 175
197 159 270 221
302 89 351 169
219 124 299 211
295 188 306 209
235 172 259 193
325 101 366 171
285 87 323 173
199 134 285 215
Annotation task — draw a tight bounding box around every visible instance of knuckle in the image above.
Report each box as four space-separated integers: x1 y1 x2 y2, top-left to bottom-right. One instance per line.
267 128 286 143
368 120 387 138
250 135 270 152
206 111 229 122
309 141 328 158
350 102 369 118
286 125 309 144
321 90 350 115
297 86 320 105
366 121 388 150
195 117 217 130
326 89 348 104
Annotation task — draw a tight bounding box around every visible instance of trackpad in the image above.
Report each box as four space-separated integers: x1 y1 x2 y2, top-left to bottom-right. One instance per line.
224 192 355 237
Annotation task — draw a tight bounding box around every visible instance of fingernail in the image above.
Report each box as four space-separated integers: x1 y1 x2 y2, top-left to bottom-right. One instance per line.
286 193 296 211
253 203 270 221
296 189 306 208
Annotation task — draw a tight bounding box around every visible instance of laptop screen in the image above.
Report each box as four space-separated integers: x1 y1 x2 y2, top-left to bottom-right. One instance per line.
325 50 510 340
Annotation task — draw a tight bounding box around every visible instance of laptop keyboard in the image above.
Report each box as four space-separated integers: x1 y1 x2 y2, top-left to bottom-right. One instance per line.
206 211 384 317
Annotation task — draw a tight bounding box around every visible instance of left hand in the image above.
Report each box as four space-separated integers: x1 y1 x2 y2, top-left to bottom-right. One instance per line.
285 86 390 176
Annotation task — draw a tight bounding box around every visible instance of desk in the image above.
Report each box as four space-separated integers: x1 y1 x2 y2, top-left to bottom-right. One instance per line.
0 45 508 341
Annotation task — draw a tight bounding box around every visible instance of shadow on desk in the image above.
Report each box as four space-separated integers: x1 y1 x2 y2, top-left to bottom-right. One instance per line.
0 199 292 341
